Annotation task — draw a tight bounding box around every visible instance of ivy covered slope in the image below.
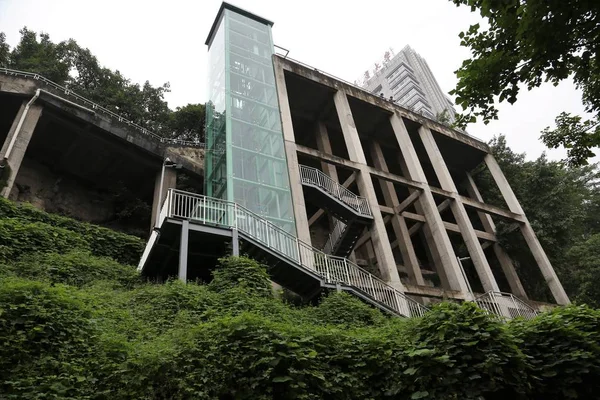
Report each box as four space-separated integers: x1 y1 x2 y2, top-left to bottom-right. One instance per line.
1 198 600 399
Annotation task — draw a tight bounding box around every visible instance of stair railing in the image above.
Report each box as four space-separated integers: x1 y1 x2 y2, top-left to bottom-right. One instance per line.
299 165 372 217
323 218 348 254
163 189 427 318
0 68 204 147
475 291 538 320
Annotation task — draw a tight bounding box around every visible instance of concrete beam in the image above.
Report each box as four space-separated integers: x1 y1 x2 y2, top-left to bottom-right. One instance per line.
151 167 177 231
0 99 43 198
390 113 470 294
465 172 527 298
485 154 569 305
419 126 499 293
395 191 421 214
273 61 312 246
333 91 402 289
275 55 490 153
371 141 424 285
403 284 468 301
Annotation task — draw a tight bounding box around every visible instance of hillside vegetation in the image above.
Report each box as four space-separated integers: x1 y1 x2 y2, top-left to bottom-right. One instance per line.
1 197 600 399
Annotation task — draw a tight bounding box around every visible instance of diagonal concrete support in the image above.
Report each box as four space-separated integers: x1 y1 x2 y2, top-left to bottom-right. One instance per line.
389 113 470 295
484 154 569 304
333 91 402 289
151 167 177 231
0 100 43 198
465 172 528 299
274 63 312 246
419 126 500 293
370 141 425 285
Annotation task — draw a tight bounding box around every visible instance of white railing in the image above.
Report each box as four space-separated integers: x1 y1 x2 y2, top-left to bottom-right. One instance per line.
161 189 427 318
0 67 204 148
299 165 372 217
475 291 538 320
323 218 347 254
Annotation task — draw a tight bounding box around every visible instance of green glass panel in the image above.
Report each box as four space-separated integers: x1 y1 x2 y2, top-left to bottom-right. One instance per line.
205 9 296 234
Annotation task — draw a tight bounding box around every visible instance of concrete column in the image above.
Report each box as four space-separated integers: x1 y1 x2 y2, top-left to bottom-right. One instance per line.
315 122 339 181
484 154 569 305
179 220 189 282
389 113 470 295
333 91 402 288
419 126 500 293
151 167 177 230
284 142 312 245
370 141 425 285
273 61 312 246
465 173 528 298
232 229 240 256
0 100 43 198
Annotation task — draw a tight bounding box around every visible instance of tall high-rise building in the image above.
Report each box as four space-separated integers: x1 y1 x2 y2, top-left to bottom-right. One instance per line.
364 45 456 122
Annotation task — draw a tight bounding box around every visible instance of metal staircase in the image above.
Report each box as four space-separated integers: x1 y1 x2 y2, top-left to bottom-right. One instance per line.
475 291 538 320
299 165 372 257
139 189 428 318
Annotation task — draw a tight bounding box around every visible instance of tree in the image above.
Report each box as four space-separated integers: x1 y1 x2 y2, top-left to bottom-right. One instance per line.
168 103 205 142
0 33 9 67
473 135 600 302
1 28 204 142
450 0 600 165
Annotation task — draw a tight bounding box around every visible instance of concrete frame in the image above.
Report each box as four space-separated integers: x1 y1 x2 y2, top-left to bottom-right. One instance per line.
151 167 177 231
1 100 43 198
269 56 567 304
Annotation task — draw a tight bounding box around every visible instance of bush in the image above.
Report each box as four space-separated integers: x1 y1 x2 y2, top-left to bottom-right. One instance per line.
8 250 141 288
511 305 600 399
312 291 386 328
209 256 273 298
0 278 96 398
0 197 144 264
0 219 89 262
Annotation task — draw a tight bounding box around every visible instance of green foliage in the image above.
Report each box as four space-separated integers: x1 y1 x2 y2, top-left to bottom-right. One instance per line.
1 28 205 142
511 305 600 399
0 197 144 264
450 0 600 165
565 234 600 307
0 278 96 399
312 291 386 328
408 302 527 399
542 112 600 167
0 219 89 262
1 202 600 398
6 250 140 288
472 135 600 302
209 256 273 298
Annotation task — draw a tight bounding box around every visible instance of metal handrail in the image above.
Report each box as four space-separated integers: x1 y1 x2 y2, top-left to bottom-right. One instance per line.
0 67 204 147
162 188 428 318
323 218 347 254
299 165 372 217
475 291 538 320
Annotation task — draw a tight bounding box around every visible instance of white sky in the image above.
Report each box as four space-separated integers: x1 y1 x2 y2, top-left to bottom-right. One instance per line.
0 0 596 162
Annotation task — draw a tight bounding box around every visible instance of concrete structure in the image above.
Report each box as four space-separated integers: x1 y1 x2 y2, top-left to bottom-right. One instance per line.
137 2 568 318
0 69 204 235
364 45 457 122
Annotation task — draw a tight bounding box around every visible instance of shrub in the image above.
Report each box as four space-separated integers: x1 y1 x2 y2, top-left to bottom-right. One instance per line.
511 305 600 399
404 302 528 399
312 291 386 328
9 250 141 288
0 219 89 262
209 256 273 298
0 197 144 264
0 278 96 398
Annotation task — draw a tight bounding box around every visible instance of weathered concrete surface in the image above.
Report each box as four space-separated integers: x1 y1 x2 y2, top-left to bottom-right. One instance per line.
11 157 115 222
275 55 490 153
0 101 43 198
0 75 204 179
